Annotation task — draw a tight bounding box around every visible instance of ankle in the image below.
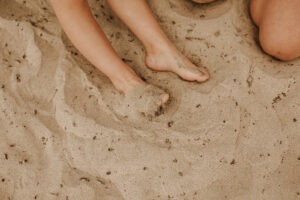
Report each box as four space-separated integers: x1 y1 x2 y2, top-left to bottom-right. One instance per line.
145 40 175 57
110 73 145 93
145 42 179 72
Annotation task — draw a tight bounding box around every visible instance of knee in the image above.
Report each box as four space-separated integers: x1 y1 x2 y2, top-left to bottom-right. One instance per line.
250 0 264 26
259 29 299 61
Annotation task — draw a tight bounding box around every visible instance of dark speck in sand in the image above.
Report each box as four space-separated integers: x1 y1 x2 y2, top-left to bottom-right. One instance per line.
230 159 236 165
108 147 114 152
273 96 281 104
165 138 171 144
140 76 147 81
168 121 174 128
185 36 204 41
16 74 21 82
79 177 90 182
214 31 220 37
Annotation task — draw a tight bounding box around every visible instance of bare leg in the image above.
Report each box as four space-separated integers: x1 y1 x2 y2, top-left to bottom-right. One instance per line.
49 0 169 107
250 0 300 61
107 0 210 82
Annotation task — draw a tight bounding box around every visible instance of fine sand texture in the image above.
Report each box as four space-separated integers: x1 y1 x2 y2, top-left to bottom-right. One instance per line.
0 0 300 199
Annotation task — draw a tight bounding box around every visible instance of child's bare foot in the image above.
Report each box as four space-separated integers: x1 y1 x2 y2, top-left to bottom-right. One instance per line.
146 46 209 83
124 84 169 117
110 72 169 117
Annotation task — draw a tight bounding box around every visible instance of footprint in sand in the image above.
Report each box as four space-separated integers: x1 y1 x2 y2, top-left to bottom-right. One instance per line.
168 0 233 20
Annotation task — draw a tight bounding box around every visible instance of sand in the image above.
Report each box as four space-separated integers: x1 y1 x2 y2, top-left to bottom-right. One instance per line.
0 0 299 199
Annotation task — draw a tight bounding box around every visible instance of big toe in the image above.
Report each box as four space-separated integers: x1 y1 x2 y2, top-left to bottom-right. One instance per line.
125 84 169 118
196 70 210 82
157 93 169 106
178 67 210 82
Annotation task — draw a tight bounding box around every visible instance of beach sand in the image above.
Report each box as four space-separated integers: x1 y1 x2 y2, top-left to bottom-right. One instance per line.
0 0 299 199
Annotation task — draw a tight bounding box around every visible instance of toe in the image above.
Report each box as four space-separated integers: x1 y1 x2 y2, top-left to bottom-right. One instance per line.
157 93 169 106
177 67 210 82
196 71 210 82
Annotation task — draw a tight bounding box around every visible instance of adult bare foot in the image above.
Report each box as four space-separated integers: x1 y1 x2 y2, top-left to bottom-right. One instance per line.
146 46 209 83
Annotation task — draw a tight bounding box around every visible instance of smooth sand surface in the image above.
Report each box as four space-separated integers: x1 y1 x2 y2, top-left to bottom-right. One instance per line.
0 0 300 199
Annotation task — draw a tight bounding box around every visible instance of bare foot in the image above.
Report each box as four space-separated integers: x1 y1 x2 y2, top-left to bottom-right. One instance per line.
110 72 169 118
124 84 169 117
146 47 209 83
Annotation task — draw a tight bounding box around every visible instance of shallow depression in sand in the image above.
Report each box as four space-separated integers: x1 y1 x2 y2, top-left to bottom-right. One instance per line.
0 0 300 200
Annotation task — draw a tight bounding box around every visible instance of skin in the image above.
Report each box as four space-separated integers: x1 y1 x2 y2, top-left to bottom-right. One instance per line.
194 0 300 61
106 0 209 82
49 0 300 113
49 0 210 109
250 0 300 61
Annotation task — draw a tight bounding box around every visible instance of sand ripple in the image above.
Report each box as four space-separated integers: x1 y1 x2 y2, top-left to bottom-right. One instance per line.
0 0 299 200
